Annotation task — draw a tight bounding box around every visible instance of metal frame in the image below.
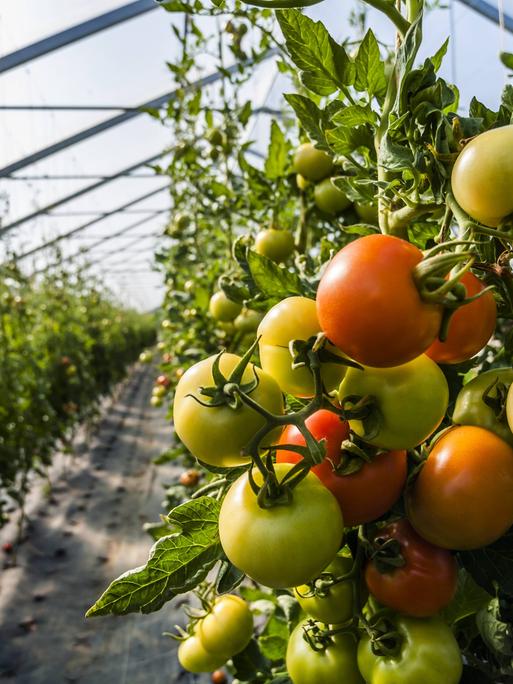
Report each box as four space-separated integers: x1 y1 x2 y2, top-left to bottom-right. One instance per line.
0 0 157 75
457 0 513 31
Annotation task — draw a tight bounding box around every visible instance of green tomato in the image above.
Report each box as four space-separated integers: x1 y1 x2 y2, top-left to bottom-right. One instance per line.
219 463 343 588
207 128 225 147
294 555 355 625
173 353 284 467
453 368 513 447
161 319 173 330
357 616 462 684
198 595 253 656
157 341 166 351
209 291 242 322
338 355 449 450
174 212 191 231
139 351 153 363
258 296 347 398
296 174 310 191
255 229 294 263
152 385 167 398
451 125 513 227
234 309 264 334
294 143 333 182
287 619 363 684
355 202 379 225
150 396 163 408
314 179 352 215
177 635 227 673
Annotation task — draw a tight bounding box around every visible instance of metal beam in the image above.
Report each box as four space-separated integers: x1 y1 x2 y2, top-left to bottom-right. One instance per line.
4 173 157 180
0 105 140 111
0 50 279 178
0 151 168 236
17 186 168 262
0 0 157 75
457 0 513 31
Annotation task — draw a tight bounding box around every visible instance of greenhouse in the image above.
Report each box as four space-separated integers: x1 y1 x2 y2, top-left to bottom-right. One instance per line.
1 0 513 682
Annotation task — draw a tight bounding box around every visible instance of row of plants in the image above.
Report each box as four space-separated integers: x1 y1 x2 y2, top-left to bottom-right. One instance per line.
89 0 513 682
0 262 156 526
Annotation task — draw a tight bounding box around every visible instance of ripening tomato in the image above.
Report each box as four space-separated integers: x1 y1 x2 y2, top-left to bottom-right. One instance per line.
178 636 227 673
287 620 364 684
293 143 333 181
406 425 513 549
209 291 242 322
258 297 347 398
219 463 343 588
314 179 352 215
277 410 407 525
255 228 294 263
198 595 253 656
316 234 443 367
364 519 458 617
426 272 496 364
173 353 284 467
452 125 513 227
338 355 449 451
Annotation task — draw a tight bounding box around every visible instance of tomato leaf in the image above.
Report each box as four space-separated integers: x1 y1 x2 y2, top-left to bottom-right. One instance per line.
265 121 289 180
284 94 328 149
460 529 513 597
354 30 387 100
246 249 313 301
85 497 222 617
442 569 491 626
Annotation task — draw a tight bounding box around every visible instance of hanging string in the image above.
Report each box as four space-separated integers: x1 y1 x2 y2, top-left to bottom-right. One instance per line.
449 0 457 90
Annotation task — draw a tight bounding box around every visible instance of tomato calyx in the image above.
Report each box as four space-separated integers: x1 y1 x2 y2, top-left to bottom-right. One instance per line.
365 615 403 657
289 333 363 373
368 535 406 574
333 435 384 476
300 619 356 653
339 394 383 441
482 377 510 423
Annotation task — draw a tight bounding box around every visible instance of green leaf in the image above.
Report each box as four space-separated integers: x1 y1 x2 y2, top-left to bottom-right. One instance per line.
232 640 271 681
460 529 513 597
442 569 491 626
331 104 378 127
477 597 513 657
246 249 312 301
469 97 497 129
430 38 449 72
284 94 327 148
277 10 353 96
259 634 288 661
501 52 513 70
354 30 387 99
265 121 289 179
86 497 222 617
326 125 374 156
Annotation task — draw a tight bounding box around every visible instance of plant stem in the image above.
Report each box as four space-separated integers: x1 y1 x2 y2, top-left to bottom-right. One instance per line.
362 0 410 36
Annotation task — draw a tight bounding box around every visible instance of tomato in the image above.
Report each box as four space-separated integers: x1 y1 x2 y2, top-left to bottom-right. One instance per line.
219 463 343 588
355 202 378 224
287 619 363 684
426 272 496 364
364 519 457 617
211 671 227 684
294 555 355 624
152 385 167 398
296 174 310 190
507 382 513 434
157 341 166 352
139 351 152 363
150 396 163 408
179 469 200 487
451 125 513 227
178 635 227 673
453 368 513 447
316 234 443 367
174 212 191 231
357 615 462 684
258 297 347 398
173 353 284 467
314 178 352 215
254 228 294 263
338 355 448 450
207 128 225 146
406 425 513 549
209 291 242 322
234 308 264 334
162 319 172 330
157 374 171 387
293 143 333 182
277 410 407 525
198 594 253 656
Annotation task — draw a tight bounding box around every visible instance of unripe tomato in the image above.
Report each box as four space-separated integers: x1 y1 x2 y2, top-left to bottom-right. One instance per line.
293 143 333 182
406 425 513 549
209 291 242 322
174 212 191 231
287 620 363 684
173 353 284 467
364 519 457 617
207 128 225 146
254 228 294 263
66 364 77 377
317 234 443 367
152 385 167 398
354 202 378 224
150 396 163 407
338 355 448 450
453 368 513 447
296 174 310 191
258 297 347 398
161 319 173 330
219 463 343 588
178 635 227 673
294 555 355 624
198 595 253 656
139 351 153 363
277 409 407 525
452 125 513 226
314 179 352 215
426 272 496 364
157 341 166 352
234 308 263 334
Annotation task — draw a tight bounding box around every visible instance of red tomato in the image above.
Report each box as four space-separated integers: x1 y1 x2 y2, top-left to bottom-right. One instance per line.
276 409 407 526
364 519 458 617
316 235 443 367
426 272 496 364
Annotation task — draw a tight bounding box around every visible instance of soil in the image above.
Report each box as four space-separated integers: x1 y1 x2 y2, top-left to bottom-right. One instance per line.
0 365 212 684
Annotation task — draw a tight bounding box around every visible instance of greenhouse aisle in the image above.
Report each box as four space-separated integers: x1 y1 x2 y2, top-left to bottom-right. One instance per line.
0 366 203 684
